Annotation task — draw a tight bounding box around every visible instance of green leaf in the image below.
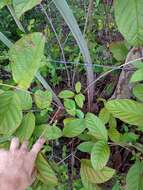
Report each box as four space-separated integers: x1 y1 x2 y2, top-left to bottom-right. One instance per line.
15 112 35 142
130 69 143 83
75 93 85 108
112 182 120 190
0 91 22 135
126 161 143 190
114 0 143 46
36 153 58 186
85 113 108 141
75 82 81 93
9 33 45 89
34 124 62 140
109 41 128 61
81 159 115 184
64 99 76 116
13 0 43 18
106 99 143 126
133 84 143 101
34 90 52 109
99 108 110 124
120 132 139 143
77 142 94 153
58 90 75 99
16 90 32 110
91 141 110 170
108 125 121 143
63 118 85 137
0 0 11 9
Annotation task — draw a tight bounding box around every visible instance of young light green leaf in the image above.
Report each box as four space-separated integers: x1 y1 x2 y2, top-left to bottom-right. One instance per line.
15 112 35 142
34 90 52 109
99 108 110 124
91 141 110 170
16 90 32 110
126 161 143 190
106 99 143 126
58 90 75 99
109 41 128 61
130 69 143 83
13 0 43 18
0 0 11 9
77 142 94 153
63 118 85 137
108 125 121 143
64 99 76 116
75 82 81 93
36 153 58 186
75 93 85 108
80 159 115 184
0 91 22 135
114 0 143 46
9 33 45 89
34 124 62 140
85 113 108 141
133 84 143 101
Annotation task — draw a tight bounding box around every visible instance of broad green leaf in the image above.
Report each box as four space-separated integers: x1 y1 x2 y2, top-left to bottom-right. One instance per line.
58 90 75 99
13 0 43 18
0 91 22 134
76 109 84 119
34 90 52 109
9 33 45 89
81 159 115 184
133 61 143 69
109 41 128 61
106 99 143 126
91 141 110 170
77 142 94 153
0 0 11 9
64 99 76 116
75 82 81 93
75 93 85 108
85 113 108 141
114 0 143 46
133 84 143 101
130 69 143 83
99 108 110 124
16 90 32 110
34 124 62 140
112 182 120 190
108 125 121 143
120 132 139 143
15 112 35 142
36 153 58 186
126 161 143 190
63 118 85 137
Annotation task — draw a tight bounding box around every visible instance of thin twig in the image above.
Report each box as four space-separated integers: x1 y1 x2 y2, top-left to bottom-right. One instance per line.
40 4 71 87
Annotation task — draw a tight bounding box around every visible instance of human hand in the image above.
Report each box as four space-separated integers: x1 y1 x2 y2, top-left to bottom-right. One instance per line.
0 137 45 190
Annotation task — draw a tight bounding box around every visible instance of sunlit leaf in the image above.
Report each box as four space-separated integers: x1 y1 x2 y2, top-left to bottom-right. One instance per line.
77 142 94 153
133 84 143 101
0 91 22 135
15 112 35 142
13 0 43 18
126 161 143 190
106 99 143 126
63 118 85 137
85 113 108 141
75 93 85 108
91 141 110 170
58 90 75 99
9 33 45 89
80 159 115 184
114 0 143 46
16 90 32 110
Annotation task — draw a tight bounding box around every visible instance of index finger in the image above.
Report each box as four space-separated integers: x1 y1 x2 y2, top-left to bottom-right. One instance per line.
30 138 45 159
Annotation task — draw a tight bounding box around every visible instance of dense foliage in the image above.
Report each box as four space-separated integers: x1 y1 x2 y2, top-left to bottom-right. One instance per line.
0 0 143 190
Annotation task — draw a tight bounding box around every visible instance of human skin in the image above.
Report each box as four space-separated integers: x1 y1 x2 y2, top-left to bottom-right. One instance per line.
0 137 45 190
